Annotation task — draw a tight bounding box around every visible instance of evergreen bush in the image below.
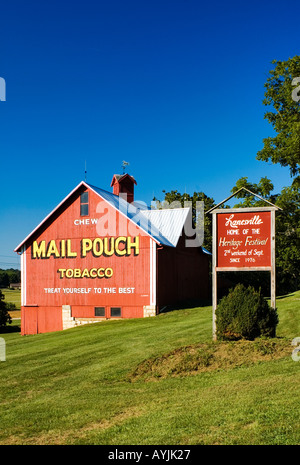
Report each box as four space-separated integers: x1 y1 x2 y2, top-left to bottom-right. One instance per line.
216 283 278 340
0 291 12 328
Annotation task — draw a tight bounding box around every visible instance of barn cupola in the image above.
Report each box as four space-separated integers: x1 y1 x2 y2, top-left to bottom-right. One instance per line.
111 174 137 203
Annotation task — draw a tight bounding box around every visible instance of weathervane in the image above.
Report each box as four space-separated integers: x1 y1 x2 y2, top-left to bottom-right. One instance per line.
122 160 130 174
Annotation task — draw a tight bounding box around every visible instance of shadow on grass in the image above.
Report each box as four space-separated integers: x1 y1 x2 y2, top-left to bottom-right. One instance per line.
276 293 295 300
159 298 212 314
0 322 21 334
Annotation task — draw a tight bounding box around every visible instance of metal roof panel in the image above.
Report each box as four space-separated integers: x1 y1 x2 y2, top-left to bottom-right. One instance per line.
140 208 190 247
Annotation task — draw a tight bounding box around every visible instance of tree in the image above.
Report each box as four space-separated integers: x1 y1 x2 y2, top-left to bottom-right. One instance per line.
257 56 300 179
7 270 21 284
275 183 300 292
0 291 12 328
216 284 278 340
0 272 9 288
0 269 21 287
231 176 277 207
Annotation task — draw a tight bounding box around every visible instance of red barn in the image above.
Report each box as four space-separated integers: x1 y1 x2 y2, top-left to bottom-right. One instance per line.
15 174 210 335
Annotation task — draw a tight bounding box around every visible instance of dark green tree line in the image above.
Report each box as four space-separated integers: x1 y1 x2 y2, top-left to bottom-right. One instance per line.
0 269 21 288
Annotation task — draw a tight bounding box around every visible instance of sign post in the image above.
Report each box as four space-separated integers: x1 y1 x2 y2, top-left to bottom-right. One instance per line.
208 190 281 341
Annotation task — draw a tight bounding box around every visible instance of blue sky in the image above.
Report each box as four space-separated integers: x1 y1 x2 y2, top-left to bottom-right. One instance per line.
0 0 298 269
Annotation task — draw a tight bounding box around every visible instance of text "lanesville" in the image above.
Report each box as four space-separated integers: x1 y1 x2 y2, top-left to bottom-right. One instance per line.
225 214 263 229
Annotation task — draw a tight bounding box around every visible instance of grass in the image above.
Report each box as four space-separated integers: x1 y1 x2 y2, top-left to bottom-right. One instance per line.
128 338 291 382
0 290 300 445
1 288 21 307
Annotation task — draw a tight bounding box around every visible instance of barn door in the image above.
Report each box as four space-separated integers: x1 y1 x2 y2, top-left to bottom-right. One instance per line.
23 306 38 335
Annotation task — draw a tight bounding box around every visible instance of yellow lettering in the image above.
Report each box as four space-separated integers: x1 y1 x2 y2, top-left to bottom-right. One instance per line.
32 236 140 261
93 238 103 256
60 240 66 258
90 268 98 278
81 268 89 278
115 236 127 256
97 268 105 278
46 240 60 258
67 239 77 257
57 267 114 278
127 236 139 255
105 268 113 277
32 240 46 258
66 269 74 278
58 268 66 278
103 237 114 256
82 238 92 257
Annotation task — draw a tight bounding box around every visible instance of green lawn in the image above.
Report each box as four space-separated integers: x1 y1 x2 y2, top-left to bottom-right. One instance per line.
0 291 300 445
1 288 21 310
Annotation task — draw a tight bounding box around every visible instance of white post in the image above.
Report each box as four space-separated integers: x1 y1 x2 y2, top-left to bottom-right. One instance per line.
212 213 217 340
0 338 6 362
271 209 276 309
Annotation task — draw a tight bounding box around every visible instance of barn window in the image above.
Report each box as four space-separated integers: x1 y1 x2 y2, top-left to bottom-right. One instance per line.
110 307 121 317
94 307 105 317
80 192 89 216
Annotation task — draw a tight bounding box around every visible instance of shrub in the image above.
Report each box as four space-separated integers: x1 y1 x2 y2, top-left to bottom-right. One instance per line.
216 284 278 341
0 291 12 328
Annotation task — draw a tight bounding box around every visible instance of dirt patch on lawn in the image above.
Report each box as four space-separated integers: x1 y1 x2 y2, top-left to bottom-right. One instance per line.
9 310 21 319
128 338 291 382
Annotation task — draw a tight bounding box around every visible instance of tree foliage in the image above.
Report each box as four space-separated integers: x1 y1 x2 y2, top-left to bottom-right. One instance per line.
257 56 300 178
216 284 278 341
231 176 276 207
0 290 12 328
275 183 300 292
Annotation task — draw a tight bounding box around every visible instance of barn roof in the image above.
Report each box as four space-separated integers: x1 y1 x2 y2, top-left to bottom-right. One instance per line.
14 180 210 253
110 173 137 186
140 208 191 247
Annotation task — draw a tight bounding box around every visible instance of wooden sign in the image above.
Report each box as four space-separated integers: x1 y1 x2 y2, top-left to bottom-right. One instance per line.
208 196 281 341
216 210 271 269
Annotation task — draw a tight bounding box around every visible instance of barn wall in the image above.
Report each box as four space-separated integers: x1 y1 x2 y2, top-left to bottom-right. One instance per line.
19 183 210 334
157 235 210 307
21 306 62 335
21 187 154 334
70 305 144 319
